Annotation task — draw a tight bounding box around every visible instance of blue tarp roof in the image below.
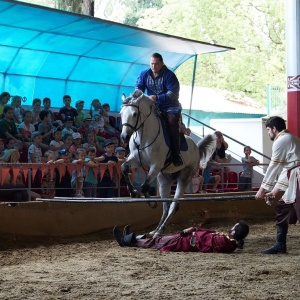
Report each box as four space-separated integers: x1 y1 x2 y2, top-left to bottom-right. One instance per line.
0 0 233 110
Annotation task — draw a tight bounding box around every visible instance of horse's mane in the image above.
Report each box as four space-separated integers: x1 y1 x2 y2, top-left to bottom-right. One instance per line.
122 89 153 107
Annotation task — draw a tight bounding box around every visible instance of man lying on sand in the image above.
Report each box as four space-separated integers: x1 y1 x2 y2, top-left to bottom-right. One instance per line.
113 220 249 253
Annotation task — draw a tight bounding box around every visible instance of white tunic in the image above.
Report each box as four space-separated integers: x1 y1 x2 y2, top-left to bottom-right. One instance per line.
261 130 300 195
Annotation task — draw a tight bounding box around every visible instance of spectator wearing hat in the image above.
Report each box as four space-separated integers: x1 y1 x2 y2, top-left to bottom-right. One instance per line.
115 147 126 163
75 100 85 127
69 132 82 154
62 116 75 137
28 131 43 163
77 113 93 138
97 139 119 198
59 95 78 121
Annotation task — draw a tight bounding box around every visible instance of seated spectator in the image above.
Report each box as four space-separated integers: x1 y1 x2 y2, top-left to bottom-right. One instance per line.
69 132 83 154
212 130 231 173
62 116 75 137
30 98 42 128
43 97 54 122
11 95 23 124
202 158 221 192
18 110 35 146
59 95 78 120
102 103 120 136
0 91 10 118
0 106 22 150
77 113 93 138
74 100 85 128
50 127 64 159
82 131 103 154
28 131 43 163
63 133 73 153
239 146 259 191
0 138 5 156
38 110 53 145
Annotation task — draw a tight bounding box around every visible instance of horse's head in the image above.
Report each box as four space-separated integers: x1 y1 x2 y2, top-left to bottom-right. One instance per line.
120 90 154 143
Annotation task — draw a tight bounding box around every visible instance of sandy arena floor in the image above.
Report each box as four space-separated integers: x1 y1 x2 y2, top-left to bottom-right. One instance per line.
0 220 299 300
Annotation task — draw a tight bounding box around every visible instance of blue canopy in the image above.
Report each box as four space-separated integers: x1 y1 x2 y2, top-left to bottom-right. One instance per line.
0 0 233 110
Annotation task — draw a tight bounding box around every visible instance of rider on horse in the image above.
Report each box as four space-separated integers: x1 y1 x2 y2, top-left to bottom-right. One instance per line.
135 52 183 166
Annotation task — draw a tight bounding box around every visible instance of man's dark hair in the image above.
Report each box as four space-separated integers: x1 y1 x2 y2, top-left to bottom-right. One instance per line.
151 52 163 62
232 220 249 249
39 110 50 120
265 116 286 132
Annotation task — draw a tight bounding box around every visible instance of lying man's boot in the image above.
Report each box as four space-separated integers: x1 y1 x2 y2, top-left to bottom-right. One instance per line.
123 224 130 237
113 226 124 247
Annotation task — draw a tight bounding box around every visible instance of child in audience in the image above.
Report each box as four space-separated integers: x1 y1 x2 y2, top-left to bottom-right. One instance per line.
63 133 73 153
115 146 126 163
75 100 85 127
82 131 102 154
0 139 5 156
69 132 82 154
83 147 99 198
11 95 23 124
71 148 86 197
0 91 10 117
43 97 54 122
59 95 78 120
5 137 16 151
97 139 118 198
50 127 64 159
18 110 35 144
28 131 43 163
239 146 259 191
54 148 72 197
62 116 75 137
38 110 53 145
89 99 103 119
31 98 42 127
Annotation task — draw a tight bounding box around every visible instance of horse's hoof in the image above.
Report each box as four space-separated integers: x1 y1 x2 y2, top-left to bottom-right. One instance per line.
153 232 162 238
149 230 157 236
130 190 140 198
147 201 157 209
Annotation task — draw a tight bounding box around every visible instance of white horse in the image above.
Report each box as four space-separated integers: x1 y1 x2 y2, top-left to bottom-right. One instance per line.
120 90 216 237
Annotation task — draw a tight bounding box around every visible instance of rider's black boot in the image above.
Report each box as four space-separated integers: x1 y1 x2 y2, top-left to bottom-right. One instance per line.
261 224 288 254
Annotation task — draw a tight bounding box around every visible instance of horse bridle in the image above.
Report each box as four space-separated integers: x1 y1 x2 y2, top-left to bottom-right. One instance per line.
121 102 161 150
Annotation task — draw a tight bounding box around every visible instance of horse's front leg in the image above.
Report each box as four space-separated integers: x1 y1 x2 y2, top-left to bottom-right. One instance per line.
149 201 170 235
121 159 140 198
141 166 160 207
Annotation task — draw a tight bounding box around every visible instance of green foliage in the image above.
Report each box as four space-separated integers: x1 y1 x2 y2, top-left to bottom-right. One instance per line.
128 0 285 106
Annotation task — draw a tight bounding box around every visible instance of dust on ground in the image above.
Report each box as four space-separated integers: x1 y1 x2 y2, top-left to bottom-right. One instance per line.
0 220 299 300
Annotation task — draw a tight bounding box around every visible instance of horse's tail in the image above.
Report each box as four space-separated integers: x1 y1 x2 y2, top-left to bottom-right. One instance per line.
197 134 217 168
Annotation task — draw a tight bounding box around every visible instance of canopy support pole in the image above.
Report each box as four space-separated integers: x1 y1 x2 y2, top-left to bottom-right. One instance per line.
187 55 198 128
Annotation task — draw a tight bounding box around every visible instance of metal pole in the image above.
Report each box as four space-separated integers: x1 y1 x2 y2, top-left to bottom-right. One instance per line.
187 55 198 128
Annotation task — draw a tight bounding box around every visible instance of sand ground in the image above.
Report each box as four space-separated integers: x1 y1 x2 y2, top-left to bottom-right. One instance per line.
0 220 299 300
